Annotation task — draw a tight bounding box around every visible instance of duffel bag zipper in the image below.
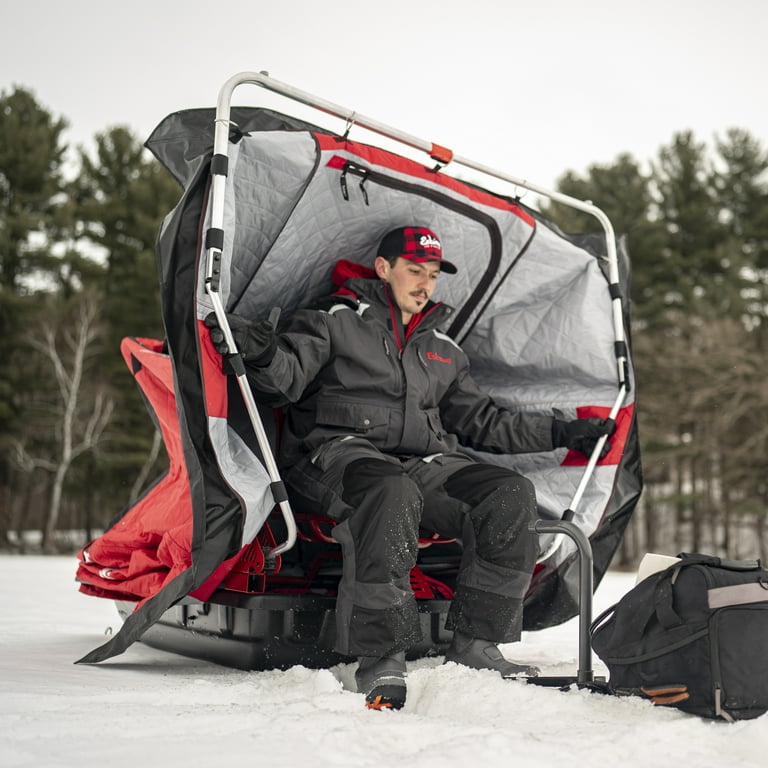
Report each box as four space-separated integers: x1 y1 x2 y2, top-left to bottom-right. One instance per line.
694 566 735 722
709 610 734 722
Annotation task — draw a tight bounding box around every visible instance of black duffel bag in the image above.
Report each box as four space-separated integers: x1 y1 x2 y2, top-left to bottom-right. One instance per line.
590 553 768 721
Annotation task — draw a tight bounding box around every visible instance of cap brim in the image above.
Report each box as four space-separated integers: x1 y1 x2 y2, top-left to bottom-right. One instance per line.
406 255 458 274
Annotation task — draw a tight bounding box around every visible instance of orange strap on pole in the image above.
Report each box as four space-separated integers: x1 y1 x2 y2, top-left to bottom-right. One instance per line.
429 142 453 165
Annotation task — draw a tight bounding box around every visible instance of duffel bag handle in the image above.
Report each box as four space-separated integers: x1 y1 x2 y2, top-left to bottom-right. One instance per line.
590 603 617 635
677 552 762 571
654 553 764 629
591 553 765 643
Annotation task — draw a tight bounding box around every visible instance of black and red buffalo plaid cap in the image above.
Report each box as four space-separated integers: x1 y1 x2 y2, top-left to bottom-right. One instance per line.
377 226 457 274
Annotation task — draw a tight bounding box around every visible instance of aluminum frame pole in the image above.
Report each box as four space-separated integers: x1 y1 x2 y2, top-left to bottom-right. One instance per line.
208 71 631 557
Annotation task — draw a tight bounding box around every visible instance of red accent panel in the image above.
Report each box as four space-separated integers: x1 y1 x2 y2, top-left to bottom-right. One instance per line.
331 259 377 287
198 319 228 419
560 403 635 467
75 338 193 606
200 524 280 597
326 154 347 170
319 137 536 227
76 333 247 605
410 564 454 599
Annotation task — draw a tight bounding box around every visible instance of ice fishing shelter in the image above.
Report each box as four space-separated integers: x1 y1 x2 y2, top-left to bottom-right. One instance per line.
76 72 641 668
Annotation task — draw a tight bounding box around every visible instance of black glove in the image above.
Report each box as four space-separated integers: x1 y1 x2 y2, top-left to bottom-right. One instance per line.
204 311 278 367
551 417 616 458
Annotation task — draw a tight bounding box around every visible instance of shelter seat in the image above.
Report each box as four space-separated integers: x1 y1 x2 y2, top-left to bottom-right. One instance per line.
294 511 456 549
217 509 457 600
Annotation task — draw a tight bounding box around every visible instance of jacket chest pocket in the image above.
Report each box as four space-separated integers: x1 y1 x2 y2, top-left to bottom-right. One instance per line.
410 343 454 403
425 407 445 440
315 400 391 435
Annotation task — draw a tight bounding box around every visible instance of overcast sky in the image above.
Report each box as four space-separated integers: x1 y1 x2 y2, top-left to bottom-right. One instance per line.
2 0 767 192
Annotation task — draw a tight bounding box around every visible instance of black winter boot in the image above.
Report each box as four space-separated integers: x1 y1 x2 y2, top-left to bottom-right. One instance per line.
355 652 407 710
444 632 539 678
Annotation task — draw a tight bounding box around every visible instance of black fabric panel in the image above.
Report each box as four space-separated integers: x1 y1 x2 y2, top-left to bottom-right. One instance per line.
523 386 643 630
144 107 333 187
447 585 525 643
78 158 243 663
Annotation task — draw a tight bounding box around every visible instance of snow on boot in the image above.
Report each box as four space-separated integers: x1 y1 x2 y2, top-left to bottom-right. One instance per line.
355 652 407 710
444 632 539 678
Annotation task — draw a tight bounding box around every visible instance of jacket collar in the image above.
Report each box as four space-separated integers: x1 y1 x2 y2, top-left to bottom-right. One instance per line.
343 276 452 344
327 260 453 341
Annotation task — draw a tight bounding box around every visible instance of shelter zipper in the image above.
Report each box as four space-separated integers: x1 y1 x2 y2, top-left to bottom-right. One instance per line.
339 162 370 204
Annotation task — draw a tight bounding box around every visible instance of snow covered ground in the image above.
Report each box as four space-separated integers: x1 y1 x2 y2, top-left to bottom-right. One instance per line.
1 555 765 767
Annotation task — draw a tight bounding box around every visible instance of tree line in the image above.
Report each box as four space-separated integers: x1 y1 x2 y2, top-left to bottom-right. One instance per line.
1 86 179 551
1 85 766 564
543 130 768 564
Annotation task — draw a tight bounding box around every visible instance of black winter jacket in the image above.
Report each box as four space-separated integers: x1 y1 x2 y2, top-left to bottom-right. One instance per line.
247 275 555 465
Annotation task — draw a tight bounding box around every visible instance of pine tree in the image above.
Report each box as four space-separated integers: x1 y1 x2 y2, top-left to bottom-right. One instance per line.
0 86 69 291
651 131 732 319
0 87 72 546
73 126 180 518
541 153 666 329
712 128 768 332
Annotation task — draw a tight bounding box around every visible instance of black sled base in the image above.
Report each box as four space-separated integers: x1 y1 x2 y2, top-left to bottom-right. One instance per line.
117 592 452 670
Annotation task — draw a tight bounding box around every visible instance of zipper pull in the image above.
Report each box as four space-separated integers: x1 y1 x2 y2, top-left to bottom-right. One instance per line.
340 166 349 201
714 685 735 723
359 171 370 205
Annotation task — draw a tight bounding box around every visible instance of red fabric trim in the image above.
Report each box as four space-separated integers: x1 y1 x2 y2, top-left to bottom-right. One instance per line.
405 301 442 341
331 259 376 287
199 319 228 419
76 332 245 605
191 319 262 599
75 337 194 607
326 154 347 170
189 549 243 601
318 135 535 227
560 403 635 467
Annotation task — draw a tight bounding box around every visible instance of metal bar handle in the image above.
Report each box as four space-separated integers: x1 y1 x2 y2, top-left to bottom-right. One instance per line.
531 519 596 684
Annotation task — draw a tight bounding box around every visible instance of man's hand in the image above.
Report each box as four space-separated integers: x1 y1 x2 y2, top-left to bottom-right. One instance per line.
551 417 616 458
204 311 278 367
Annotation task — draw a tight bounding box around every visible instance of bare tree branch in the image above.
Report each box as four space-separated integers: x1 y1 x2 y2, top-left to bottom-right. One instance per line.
20 296 115 551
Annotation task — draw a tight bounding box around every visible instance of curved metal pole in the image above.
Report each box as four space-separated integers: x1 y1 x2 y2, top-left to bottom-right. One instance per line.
217 75 629 378
536 383 628 565
531 519 597 684
206 292 297 557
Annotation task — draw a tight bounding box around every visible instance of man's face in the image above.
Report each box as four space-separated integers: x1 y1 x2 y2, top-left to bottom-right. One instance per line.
375 256 441 322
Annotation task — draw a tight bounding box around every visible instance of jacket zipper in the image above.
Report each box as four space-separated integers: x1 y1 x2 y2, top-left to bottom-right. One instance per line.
382 283 405 354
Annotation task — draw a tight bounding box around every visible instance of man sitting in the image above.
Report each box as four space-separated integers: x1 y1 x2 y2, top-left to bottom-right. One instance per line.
206 225 613 710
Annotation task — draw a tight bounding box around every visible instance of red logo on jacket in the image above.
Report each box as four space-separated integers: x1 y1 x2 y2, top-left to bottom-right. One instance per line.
427 351 452 364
